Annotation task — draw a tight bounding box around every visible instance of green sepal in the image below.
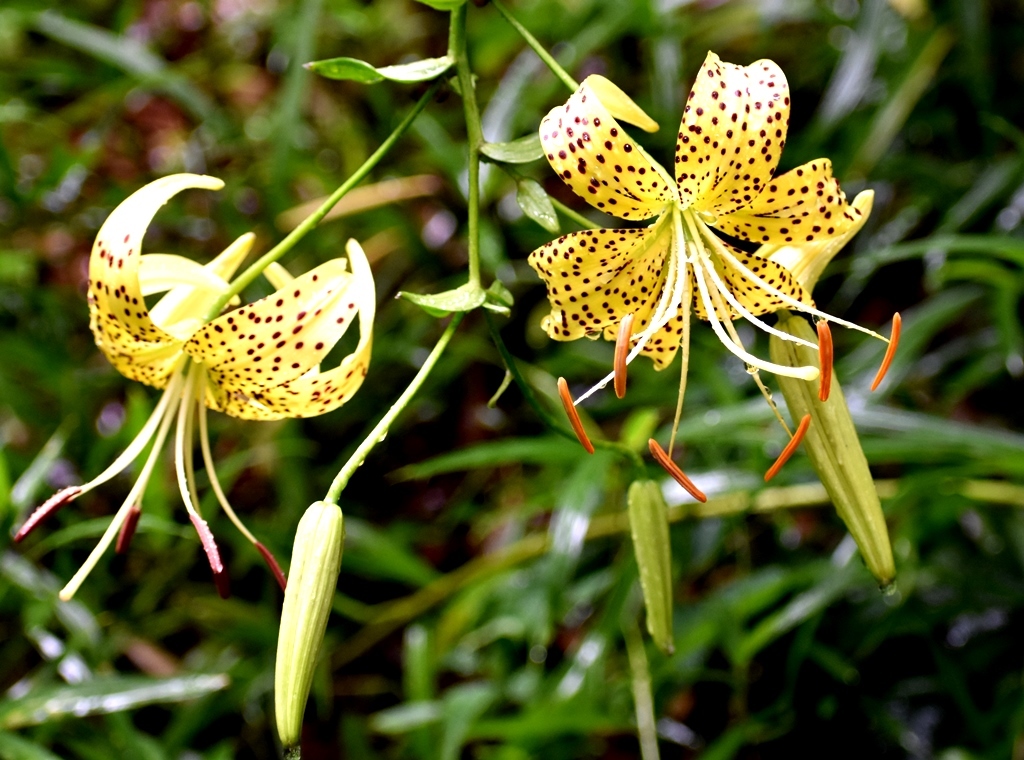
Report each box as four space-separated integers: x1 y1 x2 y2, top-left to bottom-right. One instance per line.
515 177 559 233
627 480 675 655
480 134 544 164
399 282 486 317
306 55 453 85
769 312 896 586
275 501 345 750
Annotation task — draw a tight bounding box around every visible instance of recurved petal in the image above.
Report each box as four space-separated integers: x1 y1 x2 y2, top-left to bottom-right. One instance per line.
527 223 672 345
149 233 255 340
540 75 676 221
676 52 790 215
712 159 857 247
764 189 874 291
194 239 375 420
88 174 224 387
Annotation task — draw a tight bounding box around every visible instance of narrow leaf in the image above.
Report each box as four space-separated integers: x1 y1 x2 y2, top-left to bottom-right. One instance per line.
516 178 559 233
307 55 453 84
480 134 544 164
399 282 486 317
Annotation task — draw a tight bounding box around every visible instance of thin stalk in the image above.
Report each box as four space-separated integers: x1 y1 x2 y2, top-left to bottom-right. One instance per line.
203 81 439 322
492 0 579 91
450 6 484 288
324 315 464 504
484 312 644 471
333 479 902 666
551 197 596 231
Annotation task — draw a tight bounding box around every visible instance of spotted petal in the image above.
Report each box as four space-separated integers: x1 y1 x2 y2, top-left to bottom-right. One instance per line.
675 52 790 216
712 159 857 247
540 75 676 221
764 189 874 291
527 223 681 358
88 174 224 388
189 240 375 420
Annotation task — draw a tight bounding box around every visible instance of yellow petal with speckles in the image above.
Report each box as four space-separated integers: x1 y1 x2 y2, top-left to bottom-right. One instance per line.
88 174 223 388
528 223 673 344
712 159 857 247
190 240 375 420
676 52 790 215
697 238 814 320
763 189 874 291
540 75 676 221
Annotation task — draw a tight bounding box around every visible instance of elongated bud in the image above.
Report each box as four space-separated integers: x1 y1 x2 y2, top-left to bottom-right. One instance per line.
769 312 895 586
627 480 674 655
275 501 345 750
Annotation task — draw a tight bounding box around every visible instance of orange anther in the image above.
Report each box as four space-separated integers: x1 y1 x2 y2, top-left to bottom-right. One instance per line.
764 414 812 482
558 377 595 455
870 312 901 391
816 320 833 402
614 313 634 399
116 505 142 554
648 438 707 503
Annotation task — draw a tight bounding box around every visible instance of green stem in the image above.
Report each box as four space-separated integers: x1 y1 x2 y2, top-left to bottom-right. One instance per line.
324 315 464 504
484 312 644 471
492 0 578 92
203 81 439 322
334 478 902 666
450 6 484 289
551 196 596 231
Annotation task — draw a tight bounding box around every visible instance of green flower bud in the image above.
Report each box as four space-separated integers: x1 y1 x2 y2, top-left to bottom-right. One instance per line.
627 480 674 654
275 500 345 750
769 312 895 586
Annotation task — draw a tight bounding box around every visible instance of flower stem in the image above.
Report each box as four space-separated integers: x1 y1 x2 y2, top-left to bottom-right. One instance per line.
323 314 464 504
484 312 644 471
491 0 578 92
450 5 483 289
551 196 596 231
203 81 440 323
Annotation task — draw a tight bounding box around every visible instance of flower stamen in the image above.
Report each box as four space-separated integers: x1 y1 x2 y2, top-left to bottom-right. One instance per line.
817 320 833 402
871 312 902 391
198 378 287 591
189 514 229 599
115 505 142 554
614 314 634 399
667 273 692 459
14 486 82 543
764 414 812 482
648 438 706 503
558 377 595 455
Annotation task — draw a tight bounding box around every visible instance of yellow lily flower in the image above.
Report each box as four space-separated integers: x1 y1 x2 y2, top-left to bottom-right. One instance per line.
529 53 895 475
16 174 375 600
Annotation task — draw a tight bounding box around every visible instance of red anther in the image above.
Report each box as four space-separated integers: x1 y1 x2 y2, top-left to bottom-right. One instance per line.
648 438 707 503
116 505 142 554
189 514 230 599
764 414 812 482
816 320 833 402
871 312 902 391
614 314 634 399
558 377 595 455
255 541 287 591
14 486 82 542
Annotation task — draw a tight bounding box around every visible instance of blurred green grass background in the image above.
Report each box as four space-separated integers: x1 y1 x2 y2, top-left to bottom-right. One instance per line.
3 0 1024 757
